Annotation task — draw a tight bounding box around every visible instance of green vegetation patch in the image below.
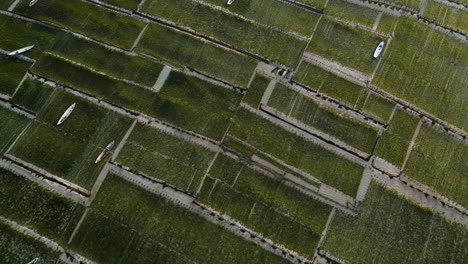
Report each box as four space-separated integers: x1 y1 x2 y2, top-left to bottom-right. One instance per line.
10 90 133 189
294 61 367 108
422 0 468 34
268 84 379 153
0 222 60 264
308 17 386 74
0 106 30 156
138 23 257 87
70 173 289 264
373 18 468 131
404 124 468 208
14 0 146 49
322 181 468 263
199 162 332 257
208 154 244 185
199 177 320 258
324 0 381 28
116 123 215 194
242 73 271 108
377 14 400 34
50 34 164 87
228 108 364 196
361 92 395 123
11 78 55 113
0 54 32 96
235 167 332 232
374 108 419 167
141 0 307 67
0 168 85 245
0 14 61 59
203 0 321 37
32 53 241 140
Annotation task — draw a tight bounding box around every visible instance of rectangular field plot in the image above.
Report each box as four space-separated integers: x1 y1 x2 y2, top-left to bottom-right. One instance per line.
0 106 30 156
0 221 60 264
50 34 164 87
324 0 381 28
242 73 271 108
0 55 32 96
404 124 468 208
267 84 379 153
32 53 242 140
307 17 386 74
70 173 290 264
0 14 61 60
11 78 55 113
116 123 215 194
377 14 400 34
0 168 85 245
203 0 321 37
294 62 395 123
137 23 257 87
422 0 468 34
199 158 332 257
294 61 368 108
227 108 364 196
322 181 468 263
361 92 395 123
9 90 133 190
374 108 419 167
373 18 468 131
140 0 307 67
199 178 321 258
14 0 146 49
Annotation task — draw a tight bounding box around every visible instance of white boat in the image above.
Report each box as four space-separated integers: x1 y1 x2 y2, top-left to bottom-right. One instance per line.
57 103 76 126
227 0 234 5
29 0 39 7
7 45 34 56
373 41 385 58
27 258 39 264
95 141 115 163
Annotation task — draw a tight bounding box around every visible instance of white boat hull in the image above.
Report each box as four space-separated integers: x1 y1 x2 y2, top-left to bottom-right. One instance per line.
57 103 76 126
8 45 34 56
373 41 385 58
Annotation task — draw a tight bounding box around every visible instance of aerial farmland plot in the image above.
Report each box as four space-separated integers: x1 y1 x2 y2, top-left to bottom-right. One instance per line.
0 0 467 263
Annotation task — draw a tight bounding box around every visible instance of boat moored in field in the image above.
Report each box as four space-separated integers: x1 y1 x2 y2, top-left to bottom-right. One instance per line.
29 0 39 7
95 141 115 163
57 103 76 126
27 257 39 264
373 41 385 58
7 45 34 56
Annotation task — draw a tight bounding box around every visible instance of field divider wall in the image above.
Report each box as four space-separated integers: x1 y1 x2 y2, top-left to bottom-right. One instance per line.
370 158 468 224
2 155 91 197
0 158 88 205
261 104 372 159
0 98 36 119
243 103 368 164
250 155 358 214
0 215 94 263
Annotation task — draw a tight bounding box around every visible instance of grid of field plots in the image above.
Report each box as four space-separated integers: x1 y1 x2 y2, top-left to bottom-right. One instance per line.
0 0 467 263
